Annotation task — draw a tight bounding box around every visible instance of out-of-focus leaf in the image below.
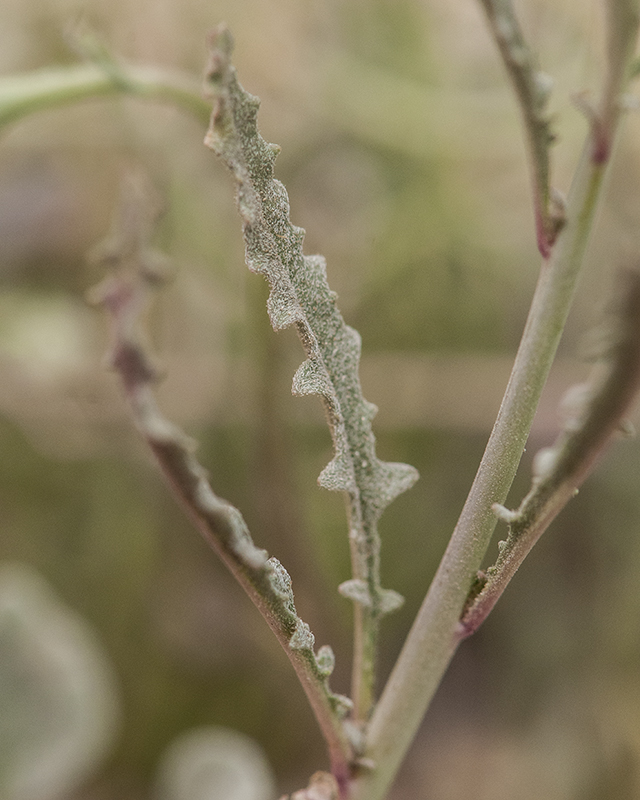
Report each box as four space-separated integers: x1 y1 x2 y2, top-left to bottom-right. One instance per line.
155 726 276 800
0 562 120 800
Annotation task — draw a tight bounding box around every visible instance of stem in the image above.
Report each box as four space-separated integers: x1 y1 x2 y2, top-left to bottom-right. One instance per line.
595 0 640 162
477 0 561 256
350 602 376 722
461 269 640 635
0 62 211 130
90 175 355 790
350 141 606 800
351 8 639 792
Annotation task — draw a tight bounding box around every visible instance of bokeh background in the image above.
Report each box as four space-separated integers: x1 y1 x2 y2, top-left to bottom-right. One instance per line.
1 0 640 798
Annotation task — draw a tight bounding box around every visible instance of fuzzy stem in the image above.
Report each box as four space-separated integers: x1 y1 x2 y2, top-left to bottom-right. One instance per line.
477 0 561 256
350 141 606 800
350 14 639 799
461 269 640 636
594 0 640 162
0 62 210 130
351 603 376 722
90 176 355 790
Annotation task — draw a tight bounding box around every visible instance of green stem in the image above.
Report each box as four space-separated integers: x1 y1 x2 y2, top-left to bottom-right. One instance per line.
461 269 640 636
595 0 640 162
350 6 639 795
350 602 376 721
349 139 606 800
0 62 211 130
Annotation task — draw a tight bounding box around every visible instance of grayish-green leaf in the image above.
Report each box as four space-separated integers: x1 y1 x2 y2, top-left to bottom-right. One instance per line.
203 26 418 625
92 172 355 765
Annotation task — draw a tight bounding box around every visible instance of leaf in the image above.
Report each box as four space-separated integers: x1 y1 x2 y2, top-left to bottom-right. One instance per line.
156 726 276 800
92 175 353 754
204 25 418 619
0 563 120 800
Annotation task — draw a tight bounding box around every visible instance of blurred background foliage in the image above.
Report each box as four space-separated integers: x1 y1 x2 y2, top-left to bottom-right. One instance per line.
1 0 640 798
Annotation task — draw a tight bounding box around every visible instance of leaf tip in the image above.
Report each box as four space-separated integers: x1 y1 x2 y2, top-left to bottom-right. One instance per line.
206 23 234 78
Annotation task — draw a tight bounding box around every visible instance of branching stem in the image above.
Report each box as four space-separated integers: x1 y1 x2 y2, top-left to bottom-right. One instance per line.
350 5 639 796
5 7 638 798
460 270 640 636
350 141 606 800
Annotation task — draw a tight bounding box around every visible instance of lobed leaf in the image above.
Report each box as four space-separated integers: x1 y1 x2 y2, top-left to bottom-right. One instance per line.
203 25 418 621
91 174 354 768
